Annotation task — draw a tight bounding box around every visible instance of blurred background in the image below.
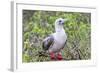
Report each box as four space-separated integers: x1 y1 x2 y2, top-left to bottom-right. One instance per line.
22 10 91 62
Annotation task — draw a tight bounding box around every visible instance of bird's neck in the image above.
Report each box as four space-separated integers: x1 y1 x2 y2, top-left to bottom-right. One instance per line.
55 25 65 32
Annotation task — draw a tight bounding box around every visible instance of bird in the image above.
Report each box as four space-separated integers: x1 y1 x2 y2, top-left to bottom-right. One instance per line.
42 18 67 60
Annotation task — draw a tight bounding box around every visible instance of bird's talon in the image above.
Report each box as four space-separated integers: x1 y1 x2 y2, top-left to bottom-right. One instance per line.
57 53 63 60
50 52 55 60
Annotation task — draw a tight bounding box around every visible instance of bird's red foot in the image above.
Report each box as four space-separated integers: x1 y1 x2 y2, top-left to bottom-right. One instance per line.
50 52 55 60
57 53 63 60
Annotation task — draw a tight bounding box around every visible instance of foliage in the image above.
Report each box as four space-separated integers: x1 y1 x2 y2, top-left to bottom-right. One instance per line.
22 10 91 62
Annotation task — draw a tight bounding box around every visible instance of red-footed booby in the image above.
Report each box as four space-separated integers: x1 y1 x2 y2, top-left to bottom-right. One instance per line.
42 18 67 60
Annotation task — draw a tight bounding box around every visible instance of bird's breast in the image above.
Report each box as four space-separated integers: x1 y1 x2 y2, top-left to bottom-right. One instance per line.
49 31 67 53
55 31 67 43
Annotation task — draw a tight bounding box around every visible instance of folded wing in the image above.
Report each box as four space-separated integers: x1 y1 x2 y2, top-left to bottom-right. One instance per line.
42 35 54 51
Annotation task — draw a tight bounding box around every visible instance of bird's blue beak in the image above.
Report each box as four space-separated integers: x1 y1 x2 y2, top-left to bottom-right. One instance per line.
62 19 68 25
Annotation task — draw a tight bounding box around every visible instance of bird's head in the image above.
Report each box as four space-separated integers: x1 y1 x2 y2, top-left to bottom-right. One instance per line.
55 18 68 31
55 18 68 27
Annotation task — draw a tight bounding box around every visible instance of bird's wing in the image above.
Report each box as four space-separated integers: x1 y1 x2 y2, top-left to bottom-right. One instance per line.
42 35 54 51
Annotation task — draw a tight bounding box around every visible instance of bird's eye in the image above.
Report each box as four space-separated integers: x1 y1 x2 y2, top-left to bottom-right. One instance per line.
59 20 62 23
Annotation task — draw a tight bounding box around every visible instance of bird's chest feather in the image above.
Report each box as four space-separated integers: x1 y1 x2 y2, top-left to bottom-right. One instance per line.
50 31 67 52
55 31 67 44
